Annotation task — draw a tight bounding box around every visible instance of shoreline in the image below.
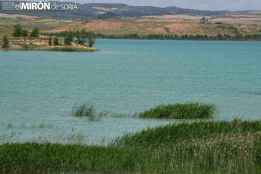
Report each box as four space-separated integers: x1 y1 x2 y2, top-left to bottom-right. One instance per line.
1 120 260 174
96 35 261 41
0 46 97 52
46 33 261 41
96 37 261 42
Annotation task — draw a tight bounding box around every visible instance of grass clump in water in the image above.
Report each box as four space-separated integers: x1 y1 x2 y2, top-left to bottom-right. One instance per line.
72 104 108 121
72 104 96 119
139 102 215 119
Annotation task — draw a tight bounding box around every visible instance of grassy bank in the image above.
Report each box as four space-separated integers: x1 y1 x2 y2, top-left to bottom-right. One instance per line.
1 120 261 174
115 120 261 146
139 103 215 119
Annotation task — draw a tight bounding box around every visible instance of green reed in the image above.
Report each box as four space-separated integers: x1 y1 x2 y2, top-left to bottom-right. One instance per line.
0 120 261 174
139 103 215 119
115 120 261 147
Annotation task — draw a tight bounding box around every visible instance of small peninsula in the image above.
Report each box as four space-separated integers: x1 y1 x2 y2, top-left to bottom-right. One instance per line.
1 25 97 52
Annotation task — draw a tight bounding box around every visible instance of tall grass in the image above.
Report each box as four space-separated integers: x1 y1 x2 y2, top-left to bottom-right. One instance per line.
139 103 215 119
115 120 261 147
0 121 261 174
0 133 260 174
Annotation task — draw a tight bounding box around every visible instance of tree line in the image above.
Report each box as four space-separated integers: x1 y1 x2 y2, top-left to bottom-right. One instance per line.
47 30 96 47
1 25 97 49
1 24 40 49
13 24 40 38
96 33 261 41
2 26 261 49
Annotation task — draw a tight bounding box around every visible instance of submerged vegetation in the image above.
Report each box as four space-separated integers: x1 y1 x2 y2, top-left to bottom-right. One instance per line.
72 102 215 120
139 103 215 119
73 104 96 118
72 104 107 121
0 120 261 174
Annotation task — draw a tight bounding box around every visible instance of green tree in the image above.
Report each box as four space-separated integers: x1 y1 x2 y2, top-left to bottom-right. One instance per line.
77 29 87 45
78 38 86 45
53 37 59 46
2 35 9 49
64 34 73 46
21 30 28 37
87 32 96 47
48 37 52 46
13 24 23 37
31 28 40 38
75 30 81 42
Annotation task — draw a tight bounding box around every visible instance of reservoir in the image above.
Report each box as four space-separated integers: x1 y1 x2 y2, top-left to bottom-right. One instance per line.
0 39 261 144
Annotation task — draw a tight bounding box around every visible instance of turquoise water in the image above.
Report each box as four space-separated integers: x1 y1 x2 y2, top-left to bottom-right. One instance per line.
0 39 261 144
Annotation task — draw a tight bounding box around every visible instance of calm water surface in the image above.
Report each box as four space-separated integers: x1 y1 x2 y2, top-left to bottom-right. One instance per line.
1 39 261 144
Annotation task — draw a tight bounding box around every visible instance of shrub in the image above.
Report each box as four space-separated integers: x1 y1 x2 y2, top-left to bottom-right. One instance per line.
2 35 9 49
13 24 23 37
87 32 96 47
48 37 52 46
30 28 40 38
139 103 215 119
64 35 73 45
53 37 59 46
22 43 36 50
21 29 28 37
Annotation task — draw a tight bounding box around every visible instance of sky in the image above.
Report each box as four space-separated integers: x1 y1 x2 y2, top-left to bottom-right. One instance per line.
76 0 261 11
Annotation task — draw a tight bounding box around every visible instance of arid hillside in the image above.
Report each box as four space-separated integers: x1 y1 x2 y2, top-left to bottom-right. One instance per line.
1 13 261 38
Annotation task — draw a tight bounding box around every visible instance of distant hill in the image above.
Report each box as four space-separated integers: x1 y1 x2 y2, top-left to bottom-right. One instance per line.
1 3 228 19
